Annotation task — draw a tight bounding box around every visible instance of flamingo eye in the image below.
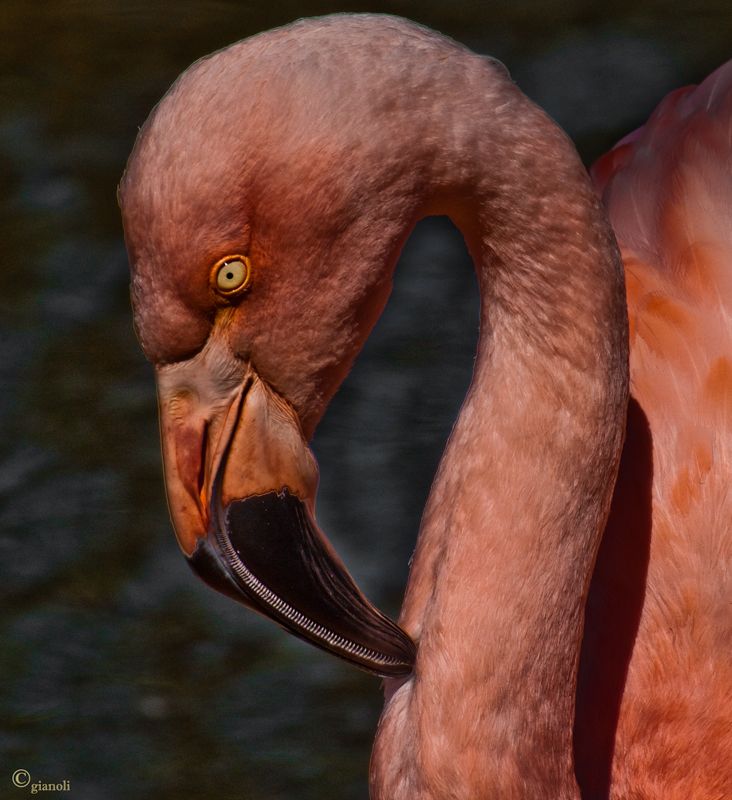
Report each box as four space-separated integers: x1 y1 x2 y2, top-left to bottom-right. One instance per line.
211 255 251 298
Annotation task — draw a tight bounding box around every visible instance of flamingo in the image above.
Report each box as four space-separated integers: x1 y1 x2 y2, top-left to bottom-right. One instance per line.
118 14 732 799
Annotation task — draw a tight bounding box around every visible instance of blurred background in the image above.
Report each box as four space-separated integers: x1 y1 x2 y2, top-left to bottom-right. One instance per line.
1 2 730 798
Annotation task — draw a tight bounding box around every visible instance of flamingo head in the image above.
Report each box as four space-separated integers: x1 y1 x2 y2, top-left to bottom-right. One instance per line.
118 17 427 676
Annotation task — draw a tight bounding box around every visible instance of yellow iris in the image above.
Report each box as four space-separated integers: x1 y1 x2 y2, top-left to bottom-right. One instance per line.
212 255 251 298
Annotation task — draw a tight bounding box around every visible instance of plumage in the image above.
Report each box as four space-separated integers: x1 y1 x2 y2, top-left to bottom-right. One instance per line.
577 60 732 800
119 15 732 800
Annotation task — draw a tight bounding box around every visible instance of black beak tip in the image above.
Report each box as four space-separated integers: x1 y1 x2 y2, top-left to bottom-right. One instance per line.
185 490 416 678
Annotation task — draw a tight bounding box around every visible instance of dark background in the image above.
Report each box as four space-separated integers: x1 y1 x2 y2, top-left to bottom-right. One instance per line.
1 2 730 798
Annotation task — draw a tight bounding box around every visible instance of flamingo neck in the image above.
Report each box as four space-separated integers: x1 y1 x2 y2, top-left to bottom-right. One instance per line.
371 75 628 799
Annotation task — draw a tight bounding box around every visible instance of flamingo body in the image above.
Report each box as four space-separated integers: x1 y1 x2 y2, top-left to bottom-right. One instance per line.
576 62 732 799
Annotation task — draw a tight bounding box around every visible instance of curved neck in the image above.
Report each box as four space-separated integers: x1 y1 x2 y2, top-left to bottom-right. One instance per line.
371 66 628 799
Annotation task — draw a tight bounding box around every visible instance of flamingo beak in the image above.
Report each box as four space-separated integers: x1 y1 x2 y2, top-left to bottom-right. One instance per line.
155 351 415 678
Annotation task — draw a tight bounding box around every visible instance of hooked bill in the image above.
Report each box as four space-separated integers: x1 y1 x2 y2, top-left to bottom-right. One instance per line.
189 488 416 676
149 338 415 678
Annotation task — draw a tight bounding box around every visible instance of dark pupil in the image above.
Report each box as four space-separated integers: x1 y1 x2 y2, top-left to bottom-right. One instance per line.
226 272 234 280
